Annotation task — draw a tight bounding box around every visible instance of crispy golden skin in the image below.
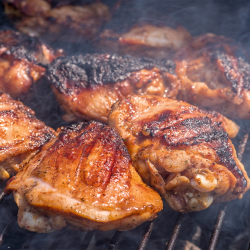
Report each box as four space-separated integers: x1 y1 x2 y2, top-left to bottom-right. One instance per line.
98 24 192 59
0 93 56 180
46 54 180 123
4 0 110 40
6 121 163 233
0 30 62 98
175 33 250 119
108 95 249 212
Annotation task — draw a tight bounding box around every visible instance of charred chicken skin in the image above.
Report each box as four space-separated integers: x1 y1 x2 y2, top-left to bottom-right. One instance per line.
0 93 56 180
108 95 249 212
46 53 180 123
5 121 163 233
4 0 110 40
98 24 192 59
175 33 250 119
0 30 62 98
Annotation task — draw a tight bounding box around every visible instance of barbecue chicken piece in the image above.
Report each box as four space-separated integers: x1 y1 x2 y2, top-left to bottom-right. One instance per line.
0 93 56 180
5 121 163 233
0 29 62 99
108 95 249 212
4 0 110 41
175 33 250 119
97 24 192 59
46 53 180 123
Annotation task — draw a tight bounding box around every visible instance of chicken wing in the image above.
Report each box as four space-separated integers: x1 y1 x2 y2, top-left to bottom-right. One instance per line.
0 93 56 180
97 24 192 59
175 33 250 119
0 29 62 98
4 0 110 41
5 121 163 232
46 53 180 123
108 95 249 212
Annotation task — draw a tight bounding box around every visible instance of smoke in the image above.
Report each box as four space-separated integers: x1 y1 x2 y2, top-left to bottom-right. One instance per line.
1 1 250 250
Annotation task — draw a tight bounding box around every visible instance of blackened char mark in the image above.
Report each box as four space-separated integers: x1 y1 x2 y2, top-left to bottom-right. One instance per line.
0 30 44 62
141 116 247 193
206 40 250 96
46 53 176 95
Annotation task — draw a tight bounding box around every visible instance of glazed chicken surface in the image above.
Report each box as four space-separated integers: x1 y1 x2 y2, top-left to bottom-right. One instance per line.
46 53 180 123
4 0 110 41
175 33 250 119
0 29 62 98
0 93 56 180
6 121 163 233
108 95 249 212
98 24 192 59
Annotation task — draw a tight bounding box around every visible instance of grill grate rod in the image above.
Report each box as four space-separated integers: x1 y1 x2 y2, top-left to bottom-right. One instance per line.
207 133 248 250
237 134 249 162
0 213 15 247
137 221 154 250
21 237 31 250
165 213 185 250
0 190 6 203
107 230 123 250
207 203 227 250
78 230 95 250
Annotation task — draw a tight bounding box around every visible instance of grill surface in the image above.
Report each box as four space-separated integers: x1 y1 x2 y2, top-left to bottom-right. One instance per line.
1 1 250 250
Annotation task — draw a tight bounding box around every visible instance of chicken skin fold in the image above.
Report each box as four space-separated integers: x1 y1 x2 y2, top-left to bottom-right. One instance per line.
46 53 180 123
175 33 250 119
4 0 110 41
0 29 62 98
5 121 163 233
108 95 249 212
98 24 192 59
0 93 56 180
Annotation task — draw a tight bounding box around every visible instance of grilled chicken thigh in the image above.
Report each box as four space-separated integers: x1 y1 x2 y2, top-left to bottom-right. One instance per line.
175 33 250 119
6 121 163 233
46 53 180 123
4 0 110 41
0 30 62 98
0 93 55 180
108 95 249 212
98 24 192 59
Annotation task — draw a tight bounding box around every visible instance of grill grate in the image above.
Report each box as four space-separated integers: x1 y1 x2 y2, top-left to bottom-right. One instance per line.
165 213 185 250
108 231 123 250
137 221 154 250
0 134 248 250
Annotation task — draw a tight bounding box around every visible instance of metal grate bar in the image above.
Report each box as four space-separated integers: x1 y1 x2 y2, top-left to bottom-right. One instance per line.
237 134 249 161
0 190 6 203
107 231 123 250
21 237 31 250
207 133 248 250
0 214 15 247
78 230 95 250
165 213 185 250
207 203 227 250
137 221 154 250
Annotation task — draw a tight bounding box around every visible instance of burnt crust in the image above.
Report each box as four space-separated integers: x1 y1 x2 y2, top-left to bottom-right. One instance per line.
176 34 250 97
138 108 247 194
0 30 45 63
46 53 176 95
210 50 250 95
